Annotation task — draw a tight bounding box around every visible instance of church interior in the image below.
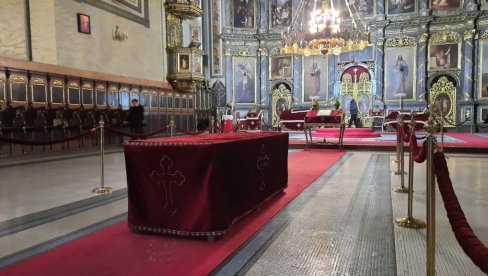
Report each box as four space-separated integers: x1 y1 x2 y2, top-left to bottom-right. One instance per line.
1 0 488 275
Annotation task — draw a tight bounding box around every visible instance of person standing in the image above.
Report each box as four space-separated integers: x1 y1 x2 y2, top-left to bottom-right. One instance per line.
129 99 144 134
348 98 361 128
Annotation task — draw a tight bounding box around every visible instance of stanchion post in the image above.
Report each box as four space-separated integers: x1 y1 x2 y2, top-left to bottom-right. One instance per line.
170 116 175 137
210 118 215 134
424 107 439 276
393 113 402 165
92 120 113 194
394 113 408 193
440 115 444 151
395 111 426 228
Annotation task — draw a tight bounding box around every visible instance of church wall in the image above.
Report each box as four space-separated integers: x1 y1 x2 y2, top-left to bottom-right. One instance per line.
51 0 165 82
30 0 58 64
0 0 28 60
0 0 166 83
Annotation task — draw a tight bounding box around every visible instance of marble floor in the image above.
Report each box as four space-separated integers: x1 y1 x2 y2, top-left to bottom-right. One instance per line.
0 149 487 275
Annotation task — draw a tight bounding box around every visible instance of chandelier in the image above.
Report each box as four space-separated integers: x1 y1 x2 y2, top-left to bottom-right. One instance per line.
281 0 370 56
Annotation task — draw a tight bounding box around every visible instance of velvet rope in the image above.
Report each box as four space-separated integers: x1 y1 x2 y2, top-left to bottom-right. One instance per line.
396 124 410 144
175 126 210 136
401 126 411 144
434 152 488 274
443 117 470 127
0 128 96 146
104 125 168 138
413 139 427 163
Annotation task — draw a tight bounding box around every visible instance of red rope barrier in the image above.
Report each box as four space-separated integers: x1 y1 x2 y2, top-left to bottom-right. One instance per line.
0 128 97 146
410 135 427 163
434 152 488 274
399 125 410 144
175 127 210 136
104 125 168 139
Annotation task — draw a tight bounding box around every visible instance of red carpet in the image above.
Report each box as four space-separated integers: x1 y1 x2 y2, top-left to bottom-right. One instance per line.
289 131 488 149
313 127 381 138
1 149 345 276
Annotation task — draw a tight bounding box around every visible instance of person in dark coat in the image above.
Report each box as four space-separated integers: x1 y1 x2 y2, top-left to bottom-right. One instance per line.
129 99 144 134
348 98 361 128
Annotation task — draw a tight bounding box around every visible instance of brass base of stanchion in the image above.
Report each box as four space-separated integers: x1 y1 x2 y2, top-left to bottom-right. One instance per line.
392 170 407 175
92 187 113 194
394 217 426 229
394 186 409 193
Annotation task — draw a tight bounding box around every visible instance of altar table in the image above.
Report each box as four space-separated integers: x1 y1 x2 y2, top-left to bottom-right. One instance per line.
304 110 345 149
384 111 429 132
123 132 289 238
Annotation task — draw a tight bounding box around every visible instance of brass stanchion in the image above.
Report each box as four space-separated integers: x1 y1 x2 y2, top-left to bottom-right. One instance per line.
392 112 403 166
395 112 426 228
170 116 175 137
439 115 444 152
210 118 215 134
394 113 408 193
92 120 113 194
424 108 439 276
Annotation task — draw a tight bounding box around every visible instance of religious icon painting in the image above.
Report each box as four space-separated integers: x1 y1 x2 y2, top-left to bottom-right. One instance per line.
479 40 488 99
387 0 416 15
480 107 488 124
433 92 452 118
233 0 255 29
232 57 256 104
430 0 461 11
178 54 190 72
194 56 202 74
384 47 416 102
302 56 328 103
270 0 292 29
77 13 91 34
336 0 375 19
270 56 293 80
428 43 460 71
191 27 201 43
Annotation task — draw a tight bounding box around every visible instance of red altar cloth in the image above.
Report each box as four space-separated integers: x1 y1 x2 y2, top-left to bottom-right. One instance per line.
245 108 262 130
123 132 289 238
305 109 342 123
279 108 309 130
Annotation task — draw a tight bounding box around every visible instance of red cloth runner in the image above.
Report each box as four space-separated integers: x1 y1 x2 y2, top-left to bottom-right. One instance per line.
123 132 289 237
